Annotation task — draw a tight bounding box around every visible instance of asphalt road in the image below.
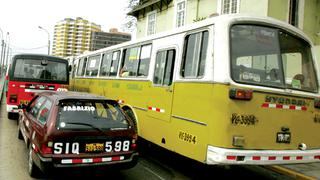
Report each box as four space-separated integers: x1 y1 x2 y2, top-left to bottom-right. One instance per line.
0 95 293 180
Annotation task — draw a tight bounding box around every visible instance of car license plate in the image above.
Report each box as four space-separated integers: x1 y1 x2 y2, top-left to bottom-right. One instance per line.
276 132 291 143
85 143 104 152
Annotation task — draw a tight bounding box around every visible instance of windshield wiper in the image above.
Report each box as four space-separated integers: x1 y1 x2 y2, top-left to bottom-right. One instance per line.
64 122 104 134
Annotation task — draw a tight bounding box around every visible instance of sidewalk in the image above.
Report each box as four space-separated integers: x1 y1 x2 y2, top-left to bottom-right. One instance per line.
266 163 320 179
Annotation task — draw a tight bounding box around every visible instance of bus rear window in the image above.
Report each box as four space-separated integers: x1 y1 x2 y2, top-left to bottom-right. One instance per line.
13 59 67 82
57 100 129 130
230 25 317 92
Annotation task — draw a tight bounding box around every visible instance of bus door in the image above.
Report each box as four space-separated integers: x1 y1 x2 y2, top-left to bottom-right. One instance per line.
70 58 79 91
147 49 176 122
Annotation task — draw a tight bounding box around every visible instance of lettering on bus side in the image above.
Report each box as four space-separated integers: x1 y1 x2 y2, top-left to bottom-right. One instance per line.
231 113 258 126
98 81 107 86
112 83 120 88
178 131 197 144
127 84 142 91
265 95 307 106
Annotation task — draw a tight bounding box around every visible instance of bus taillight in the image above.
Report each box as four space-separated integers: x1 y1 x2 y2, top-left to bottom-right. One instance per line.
229 88 253 100
9 94 18 103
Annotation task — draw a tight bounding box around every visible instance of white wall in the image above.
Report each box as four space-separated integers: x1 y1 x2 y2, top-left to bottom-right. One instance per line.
240 0 269 16
314 46 320 66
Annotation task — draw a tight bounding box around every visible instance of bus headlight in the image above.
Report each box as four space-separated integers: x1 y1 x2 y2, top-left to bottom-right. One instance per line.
233 136 245 147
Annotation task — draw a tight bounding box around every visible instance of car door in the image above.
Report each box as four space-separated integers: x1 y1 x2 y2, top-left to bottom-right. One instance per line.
23 96 47 145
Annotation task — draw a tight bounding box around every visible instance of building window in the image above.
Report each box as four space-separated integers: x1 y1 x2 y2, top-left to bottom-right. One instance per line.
288 0 304 28
221 0 239 14
147 11 156 36
176 0 186 27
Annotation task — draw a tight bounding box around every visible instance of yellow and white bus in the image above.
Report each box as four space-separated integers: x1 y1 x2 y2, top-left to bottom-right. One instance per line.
70 14 320 165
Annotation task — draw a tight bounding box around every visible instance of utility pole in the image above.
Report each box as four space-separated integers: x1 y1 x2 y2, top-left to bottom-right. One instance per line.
3 32 10 67
38 26 50 55
0 27 3 76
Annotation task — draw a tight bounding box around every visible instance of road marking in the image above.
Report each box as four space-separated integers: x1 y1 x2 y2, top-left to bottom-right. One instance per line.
143 166 166 180
265 165 316 180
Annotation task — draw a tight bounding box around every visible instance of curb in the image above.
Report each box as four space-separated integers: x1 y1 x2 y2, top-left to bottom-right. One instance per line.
265 165 316 180
0 76 5 101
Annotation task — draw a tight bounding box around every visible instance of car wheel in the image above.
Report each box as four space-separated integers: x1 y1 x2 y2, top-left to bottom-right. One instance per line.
18 128 23 140
28 145 40 178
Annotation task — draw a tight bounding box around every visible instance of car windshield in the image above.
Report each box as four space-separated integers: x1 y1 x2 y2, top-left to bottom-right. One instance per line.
230 25 318 93
57 100 129 130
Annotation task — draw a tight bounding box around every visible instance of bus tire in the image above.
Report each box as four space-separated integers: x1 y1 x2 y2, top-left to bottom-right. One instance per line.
123 107 138 133
8 112 16 120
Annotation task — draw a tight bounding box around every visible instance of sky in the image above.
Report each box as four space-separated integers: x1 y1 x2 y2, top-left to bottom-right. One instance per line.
0 0 132 59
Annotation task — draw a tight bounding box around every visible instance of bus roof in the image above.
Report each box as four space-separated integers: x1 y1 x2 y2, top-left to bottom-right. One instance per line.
12 53 68 62
76 14 312 58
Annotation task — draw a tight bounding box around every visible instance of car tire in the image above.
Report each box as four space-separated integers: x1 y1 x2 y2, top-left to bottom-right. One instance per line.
28 145 40 178
18 128 23 140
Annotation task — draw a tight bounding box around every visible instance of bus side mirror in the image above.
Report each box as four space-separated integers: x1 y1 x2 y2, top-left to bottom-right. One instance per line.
41 60 48 66
69 65 72 72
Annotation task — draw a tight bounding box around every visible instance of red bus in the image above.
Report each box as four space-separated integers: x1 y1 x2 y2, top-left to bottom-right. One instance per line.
6 54 69 119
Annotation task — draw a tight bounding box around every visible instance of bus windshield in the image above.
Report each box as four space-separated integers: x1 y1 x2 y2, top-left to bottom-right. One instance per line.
12 58 68 83
230 25 318 93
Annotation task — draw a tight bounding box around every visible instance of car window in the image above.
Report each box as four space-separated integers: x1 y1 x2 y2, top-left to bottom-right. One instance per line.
28 96 46 119
37 99 52 124
57 100 129 130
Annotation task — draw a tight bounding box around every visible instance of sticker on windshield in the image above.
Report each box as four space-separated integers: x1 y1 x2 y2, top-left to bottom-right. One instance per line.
63 106 96 112
242 72 261 82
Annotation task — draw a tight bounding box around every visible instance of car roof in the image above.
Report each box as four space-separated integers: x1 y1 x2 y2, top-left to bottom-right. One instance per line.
38 91 112 102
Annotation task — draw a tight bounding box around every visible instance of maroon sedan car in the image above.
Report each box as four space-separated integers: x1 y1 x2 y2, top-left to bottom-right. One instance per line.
18 91 138 177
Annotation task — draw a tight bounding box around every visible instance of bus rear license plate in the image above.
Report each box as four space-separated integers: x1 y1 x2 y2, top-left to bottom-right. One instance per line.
85 143 104 152
276 132 291 143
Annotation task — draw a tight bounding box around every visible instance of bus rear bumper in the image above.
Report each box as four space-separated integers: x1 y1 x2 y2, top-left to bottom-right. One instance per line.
206 146 320 165
7 105 19 113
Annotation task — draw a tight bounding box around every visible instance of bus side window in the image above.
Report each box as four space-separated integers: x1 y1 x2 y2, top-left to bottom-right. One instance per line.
77 57 87 76
120 47 139 77
153 49 176 86
110 51 120 76
181 31 208 78
86 55 100 77
120 44 152 77
100 53 112 76
138 44 152 76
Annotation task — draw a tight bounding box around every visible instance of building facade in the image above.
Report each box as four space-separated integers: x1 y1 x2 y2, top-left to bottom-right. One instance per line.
128 0 320 57
90 28 131 51
52 17 101 57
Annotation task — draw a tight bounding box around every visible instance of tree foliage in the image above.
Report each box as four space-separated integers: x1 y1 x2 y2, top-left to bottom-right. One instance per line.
122 0 140 33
